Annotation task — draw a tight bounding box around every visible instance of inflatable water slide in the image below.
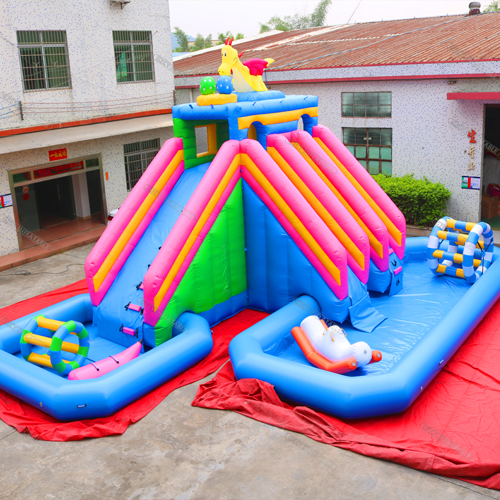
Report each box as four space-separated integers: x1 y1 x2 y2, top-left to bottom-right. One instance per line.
1 40 499 421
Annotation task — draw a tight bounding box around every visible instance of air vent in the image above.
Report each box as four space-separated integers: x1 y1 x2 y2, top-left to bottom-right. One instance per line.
110 0 131 9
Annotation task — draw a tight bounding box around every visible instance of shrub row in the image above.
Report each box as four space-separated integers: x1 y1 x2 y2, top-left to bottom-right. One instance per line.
372 174 452 227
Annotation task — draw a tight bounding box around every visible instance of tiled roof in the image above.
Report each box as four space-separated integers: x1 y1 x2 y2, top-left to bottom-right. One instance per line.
174 12 500 76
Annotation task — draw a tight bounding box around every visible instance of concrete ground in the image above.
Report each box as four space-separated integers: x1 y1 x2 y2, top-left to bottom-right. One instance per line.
0 246 499 500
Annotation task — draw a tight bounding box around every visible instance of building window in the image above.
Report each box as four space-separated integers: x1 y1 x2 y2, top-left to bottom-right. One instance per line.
17 31 71 91
341 92 391 118
124 138 160 190
343 128 392 175
113 31 154 83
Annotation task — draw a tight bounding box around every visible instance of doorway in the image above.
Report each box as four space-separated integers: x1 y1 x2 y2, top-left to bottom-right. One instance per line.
481 105 500 227
35 176 76 228
10 155 107 250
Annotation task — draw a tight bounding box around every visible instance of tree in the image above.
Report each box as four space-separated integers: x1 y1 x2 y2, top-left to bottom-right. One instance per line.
259 0 332 33
191 33 212 52
173 26 190 52
217 31 245 45
483 0 500 11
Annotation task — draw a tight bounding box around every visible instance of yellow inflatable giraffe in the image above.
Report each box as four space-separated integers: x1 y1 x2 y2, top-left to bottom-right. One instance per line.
218 37 274 93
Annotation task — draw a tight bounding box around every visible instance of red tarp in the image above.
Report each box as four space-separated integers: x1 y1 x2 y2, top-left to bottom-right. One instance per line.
2 282 500 489
192 299 500 489
0 281 267 441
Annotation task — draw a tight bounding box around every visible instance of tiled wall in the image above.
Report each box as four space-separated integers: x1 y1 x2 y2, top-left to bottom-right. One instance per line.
0 127 174 256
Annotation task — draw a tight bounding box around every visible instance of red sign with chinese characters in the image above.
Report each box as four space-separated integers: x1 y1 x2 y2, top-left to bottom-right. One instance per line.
467 130 477 144
34 161 84 179
48 148 68 161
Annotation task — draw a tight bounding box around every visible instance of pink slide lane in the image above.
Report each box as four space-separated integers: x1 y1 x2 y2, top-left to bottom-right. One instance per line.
268 133 370 284
289 130 391 271
313 125 406 260
241 139 349 300
85 138 184 306
143 141 242 326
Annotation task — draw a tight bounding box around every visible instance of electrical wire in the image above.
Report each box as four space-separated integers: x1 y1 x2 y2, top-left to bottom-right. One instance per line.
347 0 363 24
0 102 18 112
22 97 172 111
0 109 20 118
20 92 174 106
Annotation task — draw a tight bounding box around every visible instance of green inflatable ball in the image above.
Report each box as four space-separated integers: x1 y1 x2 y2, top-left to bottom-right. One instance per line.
200 77 216 95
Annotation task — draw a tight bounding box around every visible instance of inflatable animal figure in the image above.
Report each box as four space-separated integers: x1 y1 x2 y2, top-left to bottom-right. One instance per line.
291 316 382 373
218 37 274 92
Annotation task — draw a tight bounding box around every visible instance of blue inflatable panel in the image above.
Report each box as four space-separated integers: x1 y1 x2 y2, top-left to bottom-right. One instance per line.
367 260 391 293
346 268 386 332
173 95 319 123
198 290 247 328
242 180 350 322
229 237 500 419
95 163 210 346
236 90 286 102
0 295 213 420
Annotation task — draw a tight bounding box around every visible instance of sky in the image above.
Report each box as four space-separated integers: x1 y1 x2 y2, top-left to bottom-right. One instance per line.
169 0 489 39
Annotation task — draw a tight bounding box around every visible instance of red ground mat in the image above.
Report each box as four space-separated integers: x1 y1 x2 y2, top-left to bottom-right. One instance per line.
193 298 500 490
0 283 268 441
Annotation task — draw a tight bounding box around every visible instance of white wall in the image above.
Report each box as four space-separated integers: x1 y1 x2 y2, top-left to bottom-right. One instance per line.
0 0 174 130
0 126 174 256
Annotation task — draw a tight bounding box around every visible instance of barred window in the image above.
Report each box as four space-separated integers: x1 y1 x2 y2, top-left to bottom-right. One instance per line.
17 31 71 91
124 138 160 190
113 31 155 83
343 128 392 176
342 92 391 118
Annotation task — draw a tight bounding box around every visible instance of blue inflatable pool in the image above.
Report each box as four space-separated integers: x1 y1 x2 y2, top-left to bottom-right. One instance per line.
0 295 212 421
229 237 500 419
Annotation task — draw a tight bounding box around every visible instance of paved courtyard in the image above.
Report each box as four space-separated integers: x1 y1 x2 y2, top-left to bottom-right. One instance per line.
0 245 498 500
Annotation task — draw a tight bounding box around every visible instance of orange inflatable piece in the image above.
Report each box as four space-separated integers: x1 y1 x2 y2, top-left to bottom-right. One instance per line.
291 327 357 374
291 326 382 373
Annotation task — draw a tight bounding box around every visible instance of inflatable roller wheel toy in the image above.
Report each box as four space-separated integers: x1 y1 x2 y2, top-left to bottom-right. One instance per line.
427 217 494 283
20 315 89 376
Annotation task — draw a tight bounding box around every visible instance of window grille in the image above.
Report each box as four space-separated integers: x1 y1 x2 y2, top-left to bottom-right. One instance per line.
124 138 160 190
113 31 155 83
343 128 393 175
17 31 71 91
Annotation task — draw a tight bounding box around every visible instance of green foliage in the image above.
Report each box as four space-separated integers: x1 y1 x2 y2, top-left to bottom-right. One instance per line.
372 174 452 227
259 0 331 33
175 28 217 53
217 31 245 44
192 33 213 51
484 1 500 12
173 26 190 52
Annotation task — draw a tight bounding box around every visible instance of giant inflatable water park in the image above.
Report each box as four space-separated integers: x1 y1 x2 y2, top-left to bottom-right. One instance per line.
1 38 500 421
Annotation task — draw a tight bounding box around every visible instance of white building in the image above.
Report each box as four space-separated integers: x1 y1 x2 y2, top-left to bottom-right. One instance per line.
174 9 500 224
0 0 175 257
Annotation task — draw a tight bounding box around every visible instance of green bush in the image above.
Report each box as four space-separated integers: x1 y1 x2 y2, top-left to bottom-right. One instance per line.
372 174 452 227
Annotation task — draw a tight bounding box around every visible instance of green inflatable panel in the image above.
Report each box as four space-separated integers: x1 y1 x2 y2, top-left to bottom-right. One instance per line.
155 180 247 345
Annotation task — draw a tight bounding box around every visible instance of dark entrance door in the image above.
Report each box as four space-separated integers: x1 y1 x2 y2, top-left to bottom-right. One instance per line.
86 170 103 216
34 176 76 228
